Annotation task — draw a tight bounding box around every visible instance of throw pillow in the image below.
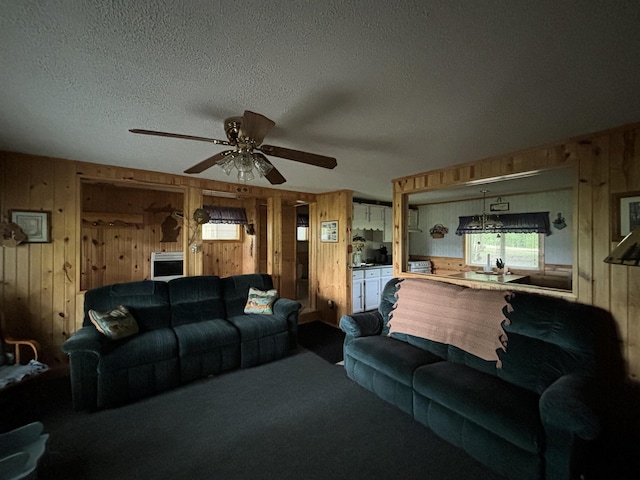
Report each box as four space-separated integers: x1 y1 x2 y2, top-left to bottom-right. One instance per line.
244 287 278 314
89 305 139 340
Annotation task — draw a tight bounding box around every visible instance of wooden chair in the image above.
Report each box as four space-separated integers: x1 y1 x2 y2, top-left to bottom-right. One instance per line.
0 312 40 365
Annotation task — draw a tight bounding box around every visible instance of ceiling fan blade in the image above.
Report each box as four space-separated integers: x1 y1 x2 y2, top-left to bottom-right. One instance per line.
254 153 286 185
239 111 275 146
130 129 232 146
259 144 337 169
184 150 234 174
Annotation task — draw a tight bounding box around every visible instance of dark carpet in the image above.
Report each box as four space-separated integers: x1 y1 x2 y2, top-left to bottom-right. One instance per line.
8 351 508 480
297 320 345 364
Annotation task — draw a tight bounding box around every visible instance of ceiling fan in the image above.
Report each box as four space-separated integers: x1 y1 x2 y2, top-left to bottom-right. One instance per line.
130 110 337 185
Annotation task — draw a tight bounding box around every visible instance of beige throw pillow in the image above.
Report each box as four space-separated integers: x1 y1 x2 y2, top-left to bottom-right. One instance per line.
244 287 278 314
89 305 139 340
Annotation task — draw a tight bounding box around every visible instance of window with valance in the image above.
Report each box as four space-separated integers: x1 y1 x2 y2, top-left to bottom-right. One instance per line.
455 212 551 236
202 205 248 225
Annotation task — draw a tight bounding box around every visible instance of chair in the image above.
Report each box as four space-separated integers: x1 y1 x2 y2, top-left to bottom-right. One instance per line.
0 312 40 365
0 422 48 480
0 312 45 391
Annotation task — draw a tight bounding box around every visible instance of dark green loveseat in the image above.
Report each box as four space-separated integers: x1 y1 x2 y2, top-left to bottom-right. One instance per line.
63 274 301 410
339 278 624 480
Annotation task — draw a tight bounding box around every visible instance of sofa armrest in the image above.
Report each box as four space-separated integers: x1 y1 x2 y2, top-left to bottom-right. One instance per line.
62 326 105 410
61 326 105 356
339 311 383 338
540 374 603 440
273 298 302 349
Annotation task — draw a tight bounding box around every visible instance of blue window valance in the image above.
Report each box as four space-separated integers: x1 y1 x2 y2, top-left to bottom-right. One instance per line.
456 212 551 236
202 205 248 225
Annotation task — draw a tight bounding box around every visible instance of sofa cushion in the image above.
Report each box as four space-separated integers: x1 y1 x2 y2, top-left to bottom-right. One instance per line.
83 280 171 331
168 276 226 327
497 292 620 394
89 305 139 340
226 313 288 342
345 335 442 386
97 329 178 373
413 361 544 453
244 287 278 314
173 319 239 355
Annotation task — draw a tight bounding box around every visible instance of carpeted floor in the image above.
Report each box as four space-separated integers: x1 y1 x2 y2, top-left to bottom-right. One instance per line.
5 350 507 480
4 338 639 479
297 320 345 364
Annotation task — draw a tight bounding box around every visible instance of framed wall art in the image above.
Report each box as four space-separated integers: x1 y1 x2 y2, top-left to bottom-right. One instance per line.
10 210 51 243
320 220 338 242
611 191 640 242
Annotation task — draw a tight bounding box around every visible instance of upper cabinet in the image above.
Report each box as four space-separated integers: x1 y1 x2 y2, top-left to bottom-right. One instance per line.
383 207 393 242
353 202 385 231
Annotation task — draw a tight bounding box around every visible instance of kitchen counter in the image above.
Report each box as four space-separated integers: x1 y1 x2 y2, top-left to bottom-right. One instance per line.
351 264 393 270
444 271 529 284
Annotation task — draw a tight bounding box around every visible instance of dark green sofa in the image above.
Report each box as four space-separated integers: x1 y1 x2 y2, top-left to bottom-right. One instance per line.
339 278 624 480
62 274 301 410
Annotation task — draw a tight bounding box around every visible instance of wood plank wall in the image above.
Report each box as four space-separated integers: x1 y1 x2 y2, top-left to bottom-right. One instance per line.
0 151 316 366
392 123 640 380
81 183 184 290
313 190 352 326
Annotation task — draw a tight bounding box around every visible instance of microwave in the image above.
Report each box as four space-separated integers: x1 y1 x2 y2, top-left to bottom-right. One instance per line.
151 251 184 282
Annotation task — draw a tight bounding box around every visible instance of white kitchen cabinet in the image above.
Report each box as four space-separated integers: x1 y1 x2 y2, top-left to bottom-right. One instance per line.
364 268 381 311
353 203 385 231
383 206 393 242
352 269 365 313
380 267 394 293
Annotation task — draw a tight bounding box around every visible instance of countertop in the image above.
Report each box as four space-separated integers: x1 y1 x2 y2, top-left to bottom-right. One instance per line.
440 271 529 284
351 264 393 270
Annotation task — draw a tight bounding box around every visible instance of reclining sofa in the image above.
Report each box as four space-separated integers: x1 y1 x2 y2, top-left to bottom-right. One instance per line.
63 274 301 410
340 277 624 480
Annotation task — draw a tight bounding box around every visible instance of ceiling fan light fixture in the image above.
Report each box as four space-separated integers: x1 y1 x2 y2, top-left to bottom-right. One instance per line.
253 156 274 177
216 157 235 176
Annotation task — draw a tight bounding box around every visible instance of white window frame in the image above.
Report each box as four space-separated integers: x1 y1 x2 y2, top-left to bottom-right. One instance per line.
202 223 241 241
465 232 544 271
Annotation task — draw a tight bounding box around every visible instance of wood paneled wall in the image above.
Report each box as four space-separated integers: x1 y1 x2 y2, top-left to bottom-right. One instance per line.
0 151 316 366
393 123 640 380
81 183 184 290
201 195 258 278
312 190 352 326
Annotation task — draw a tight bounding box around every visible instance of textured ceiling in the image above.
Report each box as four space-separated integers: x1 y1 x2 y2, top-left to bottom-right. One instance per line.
1 0 639 202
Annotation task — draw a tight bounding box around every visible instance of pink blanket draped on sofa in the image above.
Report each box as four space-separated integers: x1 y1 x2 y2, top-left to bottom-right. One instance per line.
387 279 510 365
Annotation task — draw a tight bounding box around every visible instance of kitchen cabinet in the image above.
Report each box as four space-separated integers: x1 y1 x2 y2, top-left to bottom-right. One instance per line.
353 203 385 231
383 207 393 242
352 269 365 313
364 269 381 311
380 266 393 292
352 266 393 313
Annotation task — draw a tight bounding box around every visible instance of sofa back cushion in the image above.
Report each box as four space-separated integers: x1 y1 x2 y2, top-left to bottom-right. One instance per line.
222 274 274 317
497 292 624 394
168 275 225 327
83 280 171 331
380 278 505 376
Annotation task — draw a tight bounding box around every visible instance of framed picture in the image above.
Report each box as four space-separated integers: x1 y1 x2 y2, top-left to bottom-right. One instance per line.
490 202 509 212
611 191 640 242
10 210 51 243
320 220 338 242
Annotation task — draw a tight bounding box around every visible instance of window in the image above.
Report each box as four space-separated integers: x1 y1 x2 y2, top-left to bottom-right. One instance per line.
296 226 309 241
202 223 241 241
466 232 542 270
